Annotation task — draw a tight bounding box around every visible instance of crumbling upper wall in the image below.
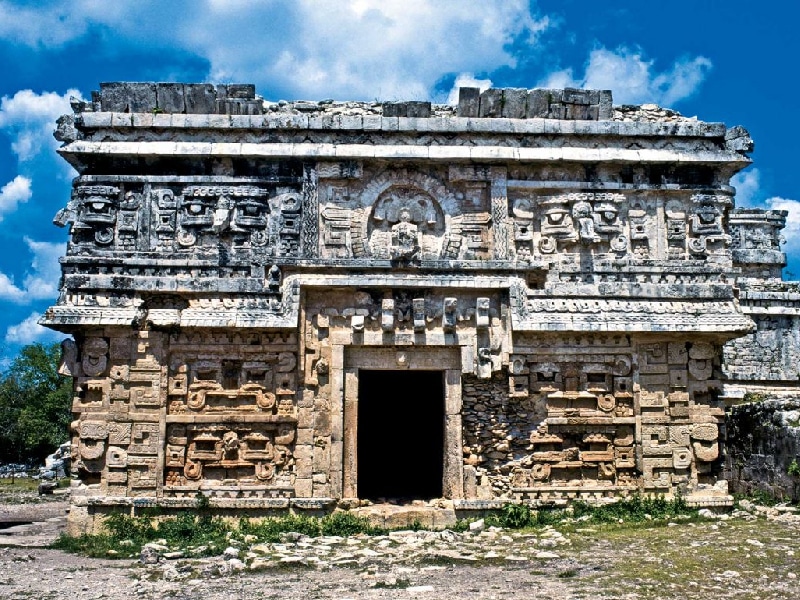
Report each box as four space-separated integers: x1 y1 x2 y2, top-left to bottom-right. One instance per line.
45 81 798 530
455 87 612 120
725 396 800 502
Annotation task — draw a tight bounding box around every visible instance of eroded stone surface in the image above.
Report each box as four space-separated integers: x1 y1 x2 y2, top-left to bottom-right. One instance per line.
42 83 800 533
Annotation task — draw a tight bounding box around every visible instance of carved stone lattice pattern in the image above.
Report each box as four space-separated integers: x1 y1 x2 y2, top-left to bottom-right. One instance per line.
44 81 798 533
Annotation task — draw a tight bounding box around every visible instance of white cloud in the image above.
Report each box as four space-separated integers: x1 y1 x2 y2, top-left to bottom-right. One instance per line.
0 175 32 220
731 168 762 207
0 1 548 100
4 312 62 345
446 73 494 105
0 273 25 302
196 0 549 100
540 47 712 107
0 238 65 303
0 88 80 162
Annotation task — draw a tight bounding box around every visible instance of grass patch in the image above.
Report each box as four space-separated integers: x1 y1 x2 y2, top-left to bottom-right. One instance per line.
239 510 384 543
52 501 385 559
734 489 787 507
374 578 411 589
570 519 800 600
0 478 41 492
557 568 578 578
486 493 696 530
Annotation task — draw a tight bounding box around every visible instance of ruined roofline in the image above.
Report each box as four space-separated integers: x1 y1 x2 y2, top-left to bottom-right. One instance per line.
70 81 709 125
77 82 615 119
56 82 752 173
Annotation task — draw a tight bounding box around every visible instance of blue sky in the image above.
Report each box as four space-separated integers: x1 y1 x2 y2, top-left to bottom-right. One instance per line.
0 0 797 363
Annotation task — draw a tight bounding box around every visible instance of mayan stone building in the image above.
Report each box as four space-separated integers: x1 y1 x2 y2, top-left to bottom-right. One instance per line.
44 82 800 532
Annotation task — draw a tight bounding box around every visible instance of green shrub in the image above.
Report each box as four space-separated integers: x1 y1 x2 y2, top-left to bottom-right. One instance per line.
322 511 381 536
498 503 533 528
239 514 322 542
51 532 118 558
484 494 693 531
572 493 689 524
736 489 783 507
743 392 766 403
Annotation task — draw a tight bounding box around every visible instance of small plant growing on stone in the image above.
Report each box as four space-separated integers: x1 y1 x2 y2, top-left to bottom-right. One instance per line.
743 392 766 403
557 568 578 578
788 458 800 478
321 511 381 536
487 502 533 528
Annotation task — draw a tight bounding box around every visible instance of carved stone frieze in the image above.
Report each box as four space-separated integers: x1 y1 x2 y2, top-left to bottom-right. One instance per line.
47 82 799 531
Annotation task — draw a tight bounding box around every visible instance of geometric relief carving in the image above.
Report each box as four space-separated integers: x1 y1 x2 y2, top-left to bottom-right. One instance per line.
688 194 732 258
55 185 120 247
321 201 351 258
515 421 635 489
513 192 626 257
128 456 158 489
692 441 720 462
163 423 295 488
107 421 132 445
165 351 298 415
179 382 276 414
503 334 724 496
129 423 159 454
129 379 160 408
81 337 109 377
106 446 128 468
143 183 304 258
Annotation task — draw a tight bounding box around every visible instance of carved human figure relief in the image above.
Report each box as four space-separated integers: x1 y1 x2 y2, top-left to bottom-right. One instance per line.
389 208 421 260
367 186 444 260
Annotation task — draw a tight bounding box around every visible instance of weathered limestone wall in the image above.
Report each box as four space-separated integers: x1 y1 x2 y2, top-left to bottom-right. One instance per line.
723 209 800 399
42 80 799 532
461 335 729 505
725 397 800 502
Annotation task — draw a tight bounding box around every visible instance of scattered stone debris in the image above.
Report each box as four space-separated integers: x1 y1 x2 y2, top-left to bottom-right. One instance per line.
3 494 800 599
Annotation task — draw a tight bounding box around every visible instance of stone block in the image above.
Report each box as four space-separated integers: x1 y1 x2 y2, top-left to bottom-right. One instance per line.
99 82 156 113
314 411 332 436
132 113 154 127
501 88 528 118
406 101 431 118
526 89 551 118
382 102 408 117
296 427 314 445
184 84 216 114
383 508 434 529
598 90 614 119
457 87 480 117
563 87 591 105
155 83 185 114
478 88 503 117
294 478 313 498
80 112 113 128
313 443 330 472
225 84 256 99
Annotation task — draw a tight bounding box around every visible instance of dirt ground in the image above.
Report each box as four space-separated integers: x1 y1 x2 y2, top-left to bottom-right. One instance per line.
1 491 799 600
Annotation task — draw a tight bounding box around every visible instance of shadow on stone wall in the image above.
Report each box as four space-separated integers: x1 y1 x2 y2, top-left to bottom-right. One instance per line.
725 396 800 502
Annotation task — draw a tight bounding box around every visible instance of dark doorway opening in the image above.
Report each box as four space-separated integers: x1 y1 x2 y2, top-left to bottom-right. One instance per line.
357 370 444 500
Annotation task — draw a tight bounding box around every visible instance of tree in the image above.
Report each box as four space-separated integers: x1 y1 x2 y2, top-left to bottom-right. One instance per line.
0 342 72 464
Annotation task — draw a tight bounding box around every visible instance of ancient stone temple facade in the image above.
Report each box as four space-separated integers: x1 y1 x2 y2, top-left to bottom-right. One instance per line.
44 82 796 532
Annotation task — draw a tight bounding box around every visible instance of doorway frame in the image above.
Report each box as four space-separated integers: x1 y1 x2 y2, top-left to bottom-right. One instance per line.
333 346 463 501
